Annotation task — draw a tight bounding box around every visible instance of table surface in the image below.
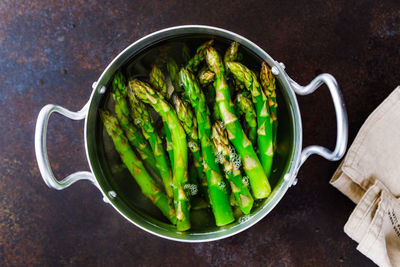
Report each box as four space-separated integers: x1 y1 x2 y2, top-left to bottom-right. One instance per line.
2 0 400 266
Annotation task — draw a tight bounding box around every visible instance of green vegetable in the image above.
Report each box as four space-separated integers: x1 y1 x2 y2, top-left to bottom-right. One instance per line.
111 71 158 174
226 61 274 179
198 68 215 86
172 94 208 199
180 68 234 226
167 58 182 92
100 110 176 224
212 121 254 214
236 92 257 146
129 79 191 231
149 64 168 98
149 64 174 167
224 41 244 90
207 47 271 199
260 62 278 150
186 40 214 72
224 41 239 67
127 90 174 198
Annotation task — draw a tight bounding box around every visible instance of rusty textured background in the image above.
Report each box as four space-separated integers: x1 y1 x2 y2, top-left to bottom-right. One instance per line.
1 0 400 266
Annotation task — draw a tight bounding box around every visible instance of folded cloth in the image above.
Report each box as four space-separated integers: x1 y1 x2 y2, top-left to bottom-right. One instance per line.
330 86 400 266
344 180 400 266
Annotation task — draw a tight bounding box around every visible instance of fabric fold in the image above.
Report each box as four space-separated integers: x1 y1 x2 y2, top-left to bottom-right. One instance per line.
330 86 400 267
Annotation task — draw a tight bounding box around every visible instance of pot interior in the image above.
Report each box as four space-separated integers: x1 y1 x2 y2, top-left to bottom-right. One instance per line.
87 30 296 241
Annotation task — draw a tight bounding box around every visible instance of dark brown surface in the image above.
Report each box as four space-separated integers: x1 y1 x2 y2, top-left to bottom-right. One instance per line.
1 0 400 266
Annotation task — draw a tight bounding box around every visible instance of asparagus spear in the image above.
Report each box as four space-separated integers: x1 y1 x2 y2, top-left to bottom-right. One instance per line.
226 61 274 179
129 79 191 231
149 65 174 167
206 47 271 199
149 64 168 98
172 93 198 141
166 58 182 93
100 110 176 224
127 90 174 198
236 92 257 146
172 94 209 201
198 77 219 122
224 41 239 67
180 68 234 226
198 68 215 86
111 71 158 173
186 40 214 72
260 62 278 149
224 41 244 90
212 121 254 214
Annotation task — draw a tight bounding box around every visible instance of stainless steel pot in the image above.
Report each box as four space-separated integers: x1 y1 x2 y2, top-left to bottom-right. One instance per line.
35 25 348 242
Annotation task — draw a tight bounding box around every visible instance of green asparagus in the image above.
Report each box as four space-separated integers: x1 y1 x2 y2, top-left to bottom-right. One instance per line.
226 61 274 178
111 71 158 173
127 90 174 198
180 68 234 226
149 64 174 167
166 58 182 92
212 121 254 214
100 110 177 224
224 41 244 90
224 41 239 67
236 92 257 146
172 94 198 142
172 94 209 201
198 68 215 86
129 79 191 231
260 62 278 149
149 64 168 98
206 47 271 199
186 40 214 72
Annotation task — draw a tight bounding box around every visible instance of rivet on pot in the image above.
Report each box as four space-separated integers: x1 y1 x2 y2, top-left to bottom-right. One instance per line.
284 173 290 182
103 196 110 203
108 190 117 199
92 81 98 89
279 62 286 70
271 66 279 75
99 86 106 94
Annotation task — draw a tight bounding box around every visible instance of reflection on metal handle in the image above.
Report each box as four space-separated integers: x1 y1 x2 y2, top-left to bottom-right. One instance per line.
290 73 348 180
34 103 97 190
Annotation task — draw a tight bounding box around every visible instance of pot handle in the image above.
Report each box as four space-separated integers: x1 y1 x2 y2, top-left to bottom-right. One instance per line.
288 73 348 183
34 102 98 190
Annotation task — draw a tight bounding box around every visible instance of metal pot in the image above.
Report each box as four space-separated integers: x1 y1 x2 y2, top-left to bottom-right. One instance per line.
35 25 348 242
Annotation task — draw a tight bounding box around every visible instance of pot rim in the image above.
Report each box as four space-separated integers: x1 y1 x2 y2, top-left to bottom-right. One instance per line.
84 25 302 242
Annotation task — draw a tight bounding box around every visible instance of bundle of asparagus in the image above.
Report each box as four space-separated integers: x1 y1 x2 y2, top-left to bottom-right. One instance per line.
100 40 278 231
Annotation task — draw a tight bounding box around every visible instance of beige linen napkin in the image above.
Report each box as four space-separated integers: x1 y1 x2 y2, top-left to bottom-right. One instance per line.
330 86 400 267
